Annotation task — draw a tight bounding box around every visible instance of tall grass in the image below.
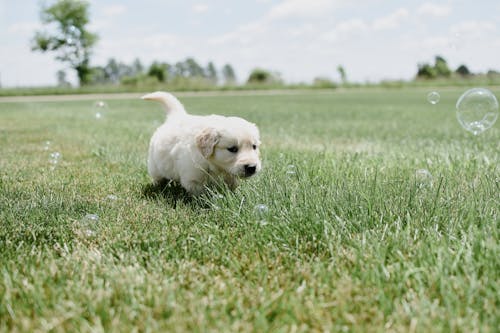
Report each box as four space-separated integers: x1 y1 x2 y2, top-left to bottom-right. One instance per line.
0 88 499 332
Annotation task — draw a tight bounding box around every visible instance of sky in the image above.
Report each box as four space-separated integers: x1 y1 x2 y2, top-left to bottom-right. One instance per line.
1 0 499 87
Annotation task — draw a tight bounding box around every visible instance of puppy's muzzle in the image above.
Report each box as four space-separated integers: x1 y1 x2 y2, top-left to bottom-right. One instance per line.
244 164 257 177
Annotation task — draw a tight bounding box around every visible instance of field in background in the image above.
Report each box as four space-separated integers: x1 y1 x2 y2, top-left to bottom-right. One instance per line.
0 88 499 332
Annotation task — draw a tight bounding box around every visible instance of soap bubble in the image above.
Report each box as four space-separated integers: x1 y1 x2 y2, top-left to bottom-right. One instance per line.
43 140 51 151
106 194 118 201
254 204 269 217
68 25 81 37
48 152 62 169
415 169 433 188
456 88 499 135
78 213 99 238
92 101 108 119
427 91 440 105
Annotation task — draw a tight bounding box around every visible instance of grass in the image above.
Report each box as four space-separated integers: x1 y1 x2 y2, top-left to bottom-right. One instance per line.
0 88 499 332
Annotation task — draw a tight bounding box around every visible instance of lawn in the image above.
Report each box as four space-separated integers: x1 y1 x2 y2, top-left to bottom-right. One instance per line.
0 88 499 332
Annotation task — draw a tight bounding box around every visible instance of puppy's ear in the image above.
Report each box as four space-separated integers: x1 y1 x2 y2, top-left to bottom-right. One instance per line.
196 128 220 158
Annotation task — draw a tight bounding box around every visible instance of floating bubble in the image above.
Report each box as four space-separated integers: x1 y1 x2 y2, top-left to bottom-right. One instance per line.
68 25 81 37
43 140 51 151
78 213 99 238
286 164 296 176
106 194 118 201
254 204 269 217
427 91 440 105
456 88 499 135
83 213 99 223
415 169 433 188
92 101 108 119
48 152 62 169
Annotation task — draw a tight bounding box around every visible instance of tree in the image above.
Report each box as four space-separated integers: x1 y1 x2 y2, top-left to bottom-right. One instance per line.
417 63 437 79
456 64 471 77
434 55 451 77
184 58 205 78
32 0 98 86
247 68 272 84
56 70 71 87
206 62 218 84
148 61 170 82
222 64 236 85
337 65 347 84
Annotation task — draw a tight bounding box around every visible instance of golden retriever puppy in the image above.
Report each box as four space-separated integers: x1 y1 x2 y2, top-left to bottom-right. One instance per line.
142 91 261 195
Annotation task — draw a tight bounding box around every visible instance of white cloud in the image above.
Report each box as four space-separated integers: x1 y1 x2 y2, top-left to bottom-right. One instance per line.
372 8 409 31
417 3 451 18
193 4 209 13
321 19 367 42
450 20 496 37
102 4 127 16
266 0 337 20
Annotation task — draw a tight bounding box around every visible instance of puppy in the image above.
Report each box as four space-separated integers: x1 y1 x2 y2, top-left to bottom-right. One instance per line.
142 91 261 195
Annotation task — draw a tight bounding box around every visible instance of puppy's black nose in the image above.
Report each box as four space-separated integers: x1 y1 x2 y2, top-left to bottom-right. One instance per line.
244 164 257 177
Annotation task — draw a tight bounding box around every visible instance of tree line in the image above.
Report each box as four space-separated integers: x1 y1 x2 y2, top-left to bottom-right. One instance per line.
23 0 500 88
31 0 282 88
58 57 239 87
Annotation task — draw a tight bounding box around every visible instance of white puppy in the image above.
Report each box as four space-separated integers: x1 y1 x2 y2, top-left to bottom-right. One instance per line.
142 91 262 195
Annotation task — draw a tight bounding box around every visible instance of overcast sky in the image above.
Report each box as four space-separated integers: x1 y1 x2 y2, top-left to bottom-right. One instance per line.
1 0 499 87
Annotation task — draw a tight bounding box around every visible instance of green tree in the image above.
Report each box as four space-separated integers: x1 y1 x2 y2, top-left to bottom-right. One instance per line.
32 0 98 86
434 55 451 77
417 63 437 79
247 68 273 84
56 70 71 87
184 58 205 78
337 65 347 84
148 61 170 82
222 64 236 85
456 64 471 77
206 62 218 84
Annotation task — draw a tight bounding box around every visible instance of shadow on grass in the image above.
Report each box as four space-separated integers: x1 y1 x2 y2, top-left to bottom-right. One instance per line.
142 179 194 206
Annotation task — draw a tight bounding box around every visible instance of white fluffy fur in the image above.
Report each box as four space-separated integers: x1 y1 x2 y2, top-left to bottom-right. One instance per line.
143 91 262 195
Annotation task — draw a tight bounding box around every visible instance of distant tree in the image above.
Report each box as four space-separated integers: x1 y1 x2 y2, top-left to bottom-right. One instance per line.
417 63 437 79
56 70 71 87
89 66 107 84
247 68 271 83
337 65 347 84
416 55 452 79
456 64 471 76
184 58 205 78
434 55 451 77
222 64 236 84
173 61 188 78
31 0 98 86
148 61 170 82
131 58 144 76
206 62 218 84
247 68 282 84
104 58 120 83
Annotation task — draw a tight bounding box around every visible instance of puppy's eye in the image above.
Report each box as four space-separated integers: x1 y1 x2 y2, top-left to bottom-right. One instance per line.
227 146 238 153
252 144 257 150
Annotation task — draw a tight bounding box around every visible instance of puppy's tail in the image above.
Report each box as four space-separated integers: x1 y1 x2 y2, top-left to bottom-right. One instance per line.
141 91 187 117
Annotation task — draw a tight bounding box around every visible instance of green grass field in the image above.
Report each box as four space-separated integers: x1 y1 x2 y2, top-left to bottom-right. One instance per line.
0 88 499 332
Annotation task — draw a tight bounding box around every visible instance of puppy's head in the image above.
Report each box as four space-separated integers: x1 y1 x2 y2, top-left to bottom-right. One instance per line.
196 117 261 178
